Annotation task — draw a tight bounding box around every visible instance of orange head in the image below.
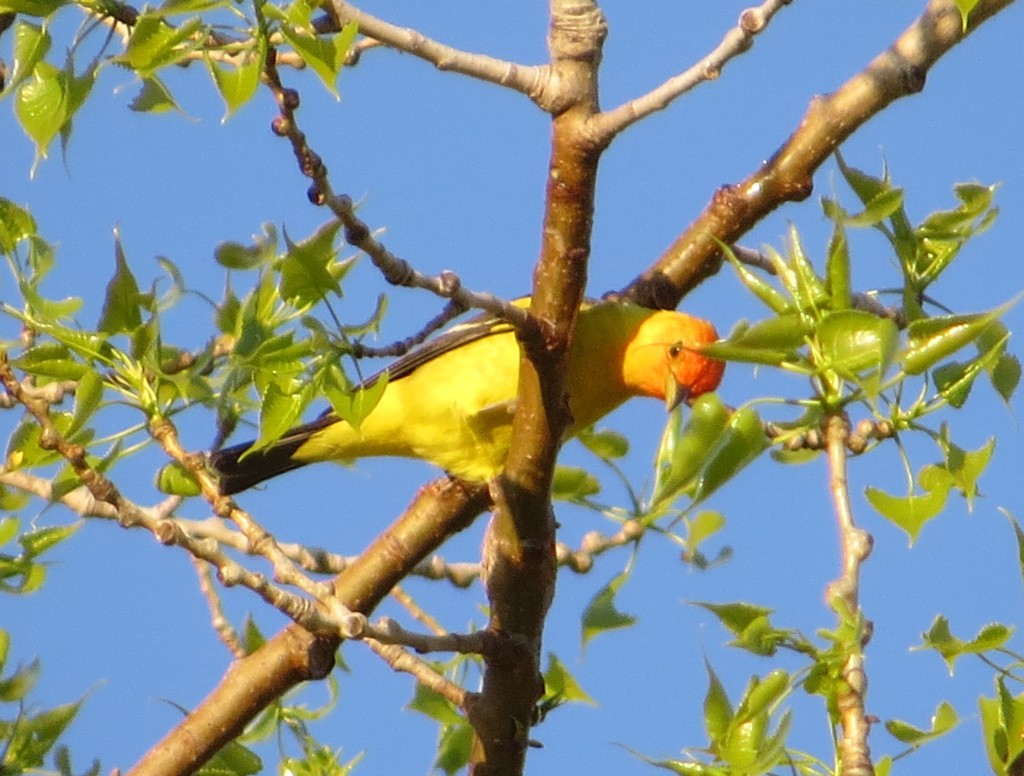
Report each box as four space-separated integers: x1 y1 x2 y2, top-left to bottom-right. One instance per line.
622 311 725 409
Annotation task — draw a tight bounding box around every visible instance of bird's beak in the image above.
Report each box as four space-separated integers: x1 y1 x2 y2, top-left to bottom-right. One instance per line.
664 374 690 412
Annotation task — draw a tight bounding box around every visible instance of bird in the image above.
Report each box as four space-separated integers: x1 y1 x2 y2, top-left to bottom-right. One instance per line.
208 300 724 495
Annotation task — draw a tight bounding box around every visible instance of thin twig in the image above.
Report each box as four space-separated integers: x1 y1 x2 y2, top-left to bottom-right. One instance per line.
824 413 875 776
260 48 534 334
320 2 550 105
589 0 793 143
364 638 469 708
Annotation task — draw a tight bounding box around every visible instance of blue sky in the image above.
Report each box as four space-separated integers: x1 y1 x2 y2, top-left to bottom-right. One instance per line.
3 1 1024 773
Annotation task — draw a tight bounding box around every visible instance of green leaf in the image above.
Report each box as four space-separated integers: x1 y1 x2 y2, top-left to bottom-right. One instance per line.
7 21 51 94
17 523 78 559
434 721 473 776
1005 510 1024 592
652 393 729 507
702 658 733 748
980 677 1024 774
120 13 204 77
0 0 65 16
815 309 899 388
0 657 40 701
542 653 596 707
97 234 144 334
552 466 600 502
954 0 982 29
577 426 629 460
408 680 463 726
692 406 768 503
916 615 1013 674
865 479 948 545
885 700 959 745
207 47 262 119
835 151 890 207
681 510 726 568
901 298 1017 375
0 197 37 255
215 224 278 270
4 699 84 768
251 381 310 453
700 315 812 368
324 370 387 433
825 217 852 309
279 19 357 98
721 243 790 314
735 670 789 724
844 186 905 228
582 569 637 646
279 221 343 308
199 740 262 776
128 76 181 113
693 601 790 656
14 60 66 159
155 462 202 496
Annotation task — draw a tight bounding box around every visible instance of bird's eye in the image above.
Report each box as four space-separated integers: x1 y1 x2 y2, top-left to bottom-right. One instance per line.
668 342 683 358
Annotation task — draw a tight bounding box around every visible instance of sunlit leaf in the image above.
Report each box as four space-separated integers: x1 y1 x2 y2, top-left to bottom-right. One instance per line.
582 569 636 646
916 615 1013 674
885 701 959 745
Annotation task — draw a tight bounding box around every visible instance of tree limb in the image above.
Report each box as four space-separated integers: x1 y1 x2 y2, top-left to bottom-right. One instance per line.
619 0 1017 308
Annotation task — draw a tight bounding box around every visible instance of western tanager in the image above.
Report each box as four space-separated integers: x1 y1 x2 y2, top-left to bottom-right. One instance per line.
210 301 724 495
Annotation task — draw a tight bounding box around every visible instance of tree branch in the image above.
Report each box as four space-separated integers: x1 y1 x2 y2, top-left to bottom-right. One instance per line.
619 0 1017 309
824 414 874 776
469 2 606 772
128 477 489 776
588 0 792 144
321 2 551 105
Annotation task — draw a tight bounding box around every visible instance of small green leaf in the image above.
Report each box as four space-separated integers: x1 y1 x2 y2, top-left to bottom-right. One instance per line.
14 60 66 158
542 653 596 707
120 13 204 77
916 615 1013 674
825 217 852 309
844 186 905 228
0 657 40 701
702 659 733 748
207 47 262 119
0 197 37 255
721 243 790 314
652 393 729 507
155 462 202 496
953 0 981 29
582 569 636 646
0 0 65 16
279 20 356 97
577 426 629 460
864 480 948 545
325 373 387 433
279 221 343 308
128 76 181 113
8 21 51 93
885 701 959 745
552 466 600 502
97 234 144 334
692 406 768 503
19 523 79 557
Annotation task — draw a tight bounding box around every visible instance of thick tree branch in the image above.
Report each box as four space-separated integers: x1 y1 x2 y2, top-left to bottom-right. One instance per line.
128 477 489 776
619 0 1016 308
469 2 606 773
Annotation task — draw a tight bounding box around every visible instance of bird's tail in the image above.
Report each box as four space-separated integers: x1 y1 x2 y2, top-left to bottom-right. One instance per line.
208 415 335 495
